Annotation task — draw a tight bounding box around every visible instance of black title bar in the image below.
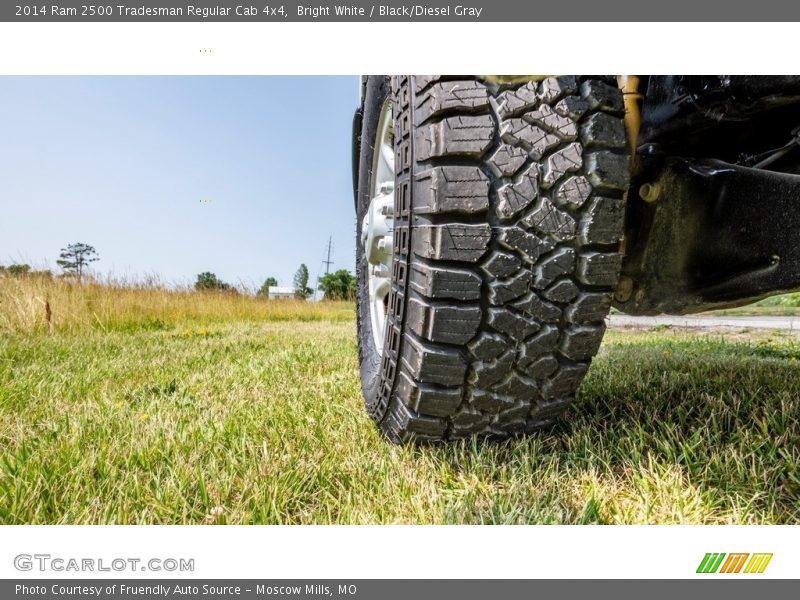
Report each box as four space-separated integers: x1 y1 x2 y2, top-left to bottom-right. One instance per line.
4 0 800 21
3 579 799 600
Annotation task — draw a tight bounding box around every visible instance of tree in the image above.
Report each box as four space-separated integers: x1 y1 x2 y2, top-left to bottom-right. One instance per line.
6 263 31 276
293 264 313 299
1 264 51 279
318 269 356 300
195 271 232 291
57 243 99 282
258 276 278 297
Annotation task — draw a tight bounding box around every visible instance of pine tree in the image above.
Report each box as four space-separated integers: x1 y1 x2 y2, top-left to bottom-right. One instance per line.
56 243 99 282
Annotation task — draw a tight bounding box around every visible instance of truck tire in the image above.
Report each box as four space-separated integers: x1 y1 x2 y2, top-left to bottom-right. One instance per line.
356 75 630 443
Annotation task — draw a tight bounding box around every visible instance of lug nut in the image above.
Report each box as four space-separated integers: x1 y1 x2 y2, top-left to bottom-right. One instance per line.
379 182 394 195
371 264 389 277
378 235 392 252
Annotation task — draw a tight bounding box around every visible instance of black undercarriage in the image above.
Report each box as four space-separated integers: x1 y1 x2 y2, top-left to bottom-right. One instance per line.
618 75 800 315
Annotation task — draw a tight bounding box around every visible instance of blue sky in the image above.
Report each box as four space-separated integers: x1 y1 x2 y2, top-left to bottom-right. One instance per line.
0 76 358 288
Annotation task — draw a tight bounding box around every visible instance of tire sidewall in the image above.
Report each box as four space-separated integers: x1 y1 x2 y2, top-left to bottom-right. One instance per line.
356 76 391 411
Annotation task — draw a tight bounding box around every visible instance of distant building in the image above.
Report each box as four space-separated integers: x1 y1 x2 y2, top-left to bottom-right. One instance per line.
268 286 296 300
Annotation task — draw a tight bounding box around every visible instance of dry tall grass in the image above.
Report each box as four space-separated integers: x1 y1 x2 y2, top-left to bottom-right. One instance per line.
0 275 353 335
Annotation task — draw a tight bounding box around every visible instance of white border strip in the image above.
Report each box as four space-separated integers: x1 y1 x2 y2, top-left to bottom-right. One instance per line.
0 23 798 75
1 525 796 579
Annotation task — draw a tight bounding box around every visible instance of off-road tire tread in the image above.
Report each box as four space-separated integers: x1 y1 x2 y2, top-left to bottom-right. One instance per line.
361 76 629 443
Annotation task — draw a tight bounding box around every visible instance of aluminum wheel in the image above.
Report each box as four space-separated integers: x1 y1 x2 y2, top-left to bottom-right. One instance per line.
360 98 394 354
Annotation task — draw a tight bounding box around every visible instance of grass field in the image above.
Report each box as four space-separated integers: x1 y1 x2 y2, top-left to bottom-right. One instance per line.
713 292 800 316
1 276 799 524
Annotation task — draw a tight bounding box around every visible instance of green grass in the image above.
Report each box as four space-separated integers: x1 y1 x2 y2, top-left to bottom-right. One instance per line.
712 292 800 316
2 303 799 524
607 292 800 316
1 273 798 523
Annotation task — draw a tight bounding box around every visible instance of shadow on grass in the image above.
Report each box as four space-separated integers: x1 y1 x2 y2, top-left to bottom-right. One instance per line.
414 336 800 523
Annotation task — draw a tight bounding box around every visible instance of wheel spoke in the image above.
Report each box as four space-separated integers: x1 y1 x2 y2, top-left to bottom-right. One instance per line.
372 277 391 301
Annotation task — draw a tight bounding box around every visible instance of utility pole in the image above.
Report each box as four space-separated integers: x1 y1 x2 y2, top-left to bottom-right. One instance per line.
322 236 334 275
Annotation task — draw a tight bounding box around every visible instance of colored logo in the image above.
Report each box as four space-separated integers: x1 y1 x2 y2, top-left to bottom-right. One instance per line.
696 553 773 574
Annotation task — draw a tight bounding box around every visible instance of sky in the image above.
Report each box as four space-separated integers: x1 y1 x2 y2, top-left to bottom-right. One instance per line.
0 76 358 289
